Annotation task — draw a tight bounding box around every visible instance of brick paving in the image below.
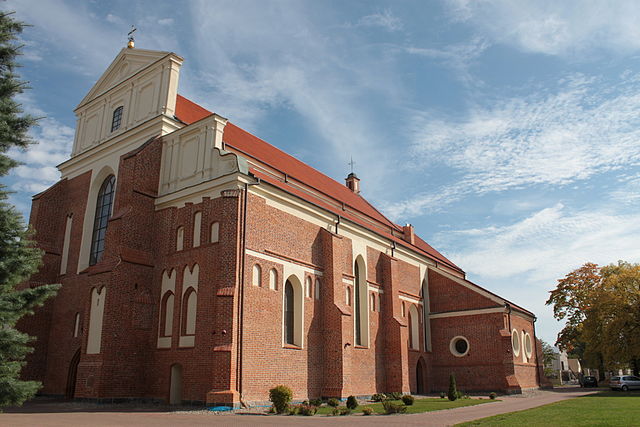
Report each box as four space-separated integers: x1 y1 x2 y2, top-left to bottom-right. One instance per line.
3 388 598 427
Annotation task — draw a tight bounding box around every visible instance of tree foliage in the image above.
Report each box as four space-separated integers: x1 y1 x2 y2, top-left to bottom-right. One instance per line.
546 261 640 375
0 11 59 408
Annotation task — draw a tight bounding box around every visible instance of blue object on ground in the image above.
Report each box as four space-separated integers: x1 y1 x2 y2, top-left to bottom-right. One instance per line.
208 406 233 412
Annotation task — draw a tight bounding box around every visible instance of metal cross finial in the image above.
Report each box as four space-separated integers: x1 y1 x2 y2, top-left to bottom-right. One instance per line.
127 25 137 48
128 25 137 42
348 156 356 174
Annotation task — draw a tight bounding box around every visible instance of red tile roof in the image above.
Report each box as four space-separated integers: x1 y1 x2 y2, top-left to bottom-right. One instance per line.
175 94 463 273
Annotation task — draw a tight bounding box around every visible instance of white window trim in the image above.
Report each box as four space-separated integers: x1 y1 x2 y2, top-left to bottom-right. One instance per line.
450 336 470 357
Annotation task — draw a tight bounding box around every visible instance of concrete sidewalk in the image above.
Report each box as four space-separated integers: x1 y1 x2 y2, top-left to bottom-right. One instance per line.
2 388 598 426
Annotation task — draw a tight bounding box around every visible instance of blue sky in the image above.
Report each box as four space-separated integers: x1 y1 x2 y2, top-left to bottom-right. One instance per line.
6 0 640 345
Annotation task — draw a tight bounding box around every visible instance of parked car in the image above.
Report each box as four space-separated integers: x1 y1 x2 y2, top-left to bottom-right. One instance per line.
581 376 598 387
610 375 640 391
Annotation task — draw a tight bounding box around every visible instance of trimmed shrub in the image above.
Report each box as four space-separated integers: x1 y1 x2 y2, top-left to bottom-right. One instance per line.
362 406 374 415
309 398 322 407
385 392 403 400
339 407 352 416
269 385 293 414
371 393 387 402
287 405 298 415
439 392 446 399
331 407 340 416
382 401 407 414
346 395 358 410
448 374 458 401
401 395 415 406
327 398 340 408
489 392 497 400
298 404 317 416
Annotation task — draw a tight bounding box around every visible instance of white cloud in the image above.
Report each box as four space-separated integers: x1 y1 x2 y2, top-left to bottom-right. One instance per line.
387 73 640 218
404 37 489 85
186 1 403 193
438 203 640 281
353 10 402 32
445 0 640 57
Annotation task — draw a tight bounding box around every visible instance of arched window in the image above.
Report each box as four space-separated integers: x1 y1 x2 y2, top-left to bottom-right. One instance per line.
73 312 81 337
111 106 123 132
354 259 369 346
210 222 219 243
314 278 320 300
305 276 312 298
89 175 116 266
269 268 278 290
181 288 197 335
160 292 174 337
176 226 184 251
409 304 419 350
370 293 376 312
284 281 295 345
253 264 262 286
346 287 352 306
193 212 202 247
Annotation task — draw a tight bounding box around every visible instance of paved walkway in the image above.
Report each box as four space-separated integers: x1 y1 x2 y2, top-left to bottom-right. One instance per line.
3 388 598 426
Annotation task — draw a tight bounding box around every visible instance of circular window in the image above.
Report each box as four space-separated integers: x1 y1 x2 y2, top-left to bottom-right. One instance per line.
511 329 520 356
524 333 533 359
450 336 470 357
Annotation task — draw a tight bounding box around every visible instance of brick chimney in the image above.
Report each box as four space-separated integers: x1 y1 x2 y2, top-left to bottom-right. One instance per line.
345 172 360 194
402 224 415 245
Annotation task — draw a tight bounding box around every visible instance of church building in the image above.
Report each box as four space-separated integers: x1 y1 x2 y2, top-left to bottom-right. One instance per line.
21 46 544 406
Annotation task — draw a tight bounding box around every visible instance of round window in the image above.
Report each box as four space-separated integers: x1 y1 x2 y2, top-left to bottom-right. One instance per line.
511 329 520 356
524 333 533 358
449 336 470 357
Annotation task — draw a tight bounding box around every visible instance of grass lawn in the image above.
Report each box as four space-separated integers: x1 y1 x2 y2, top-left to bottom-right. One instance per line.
457 391 640 426
314 397 496 415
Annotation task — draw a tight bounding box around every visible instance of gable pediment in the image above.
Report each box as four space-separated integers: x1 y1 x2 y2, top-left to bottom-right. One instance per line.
76 48 177 110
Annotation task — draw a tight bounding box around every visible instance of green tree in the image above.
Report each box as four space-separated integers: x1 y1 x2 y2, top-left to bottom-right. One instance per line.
0 11 59 408
546 261 640 377
540 340 557 377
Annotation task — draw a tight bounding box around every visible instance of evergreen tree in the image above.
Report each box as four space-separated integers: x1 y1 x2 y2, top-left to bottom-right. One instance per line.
447 373 458 401
0 11 59 408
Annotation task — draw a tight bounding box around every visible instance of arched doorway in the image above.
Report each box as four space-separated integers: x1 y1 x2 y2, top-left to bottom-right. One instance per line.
169 364 183 405
65 349 81 399
416 357 426 395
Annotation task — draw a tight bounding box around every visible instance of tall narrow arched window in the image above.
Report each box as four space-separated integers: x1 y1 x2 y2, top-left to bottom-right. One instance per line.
176 226 184 251
269 269 278 290
193 212 202 247
210 222 219 243
284 280 295 345
181 288 197 335
314 278 320 300
111 106 123 132
354 262 362 346
305 276 312 298
160 292 174 337
89 175 116 265
409 304 419 350
253 264 262 286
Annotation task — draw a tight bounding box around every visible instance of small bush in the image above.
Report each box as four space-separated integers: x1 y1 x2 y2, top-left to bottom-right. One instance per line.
401 395 415 406
268 405 275 413
382 401 407 414
346 395 358 410
298 404 317 416
309 398 322 407
331 407 340 416
371 393 387 402
327 398 340 407
269 385 293 414
339 407 352 415
439 392 446 399
448 374 458 401
362 406 374 415
489 392 497 400
287 405 298 415
385 392 403 400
